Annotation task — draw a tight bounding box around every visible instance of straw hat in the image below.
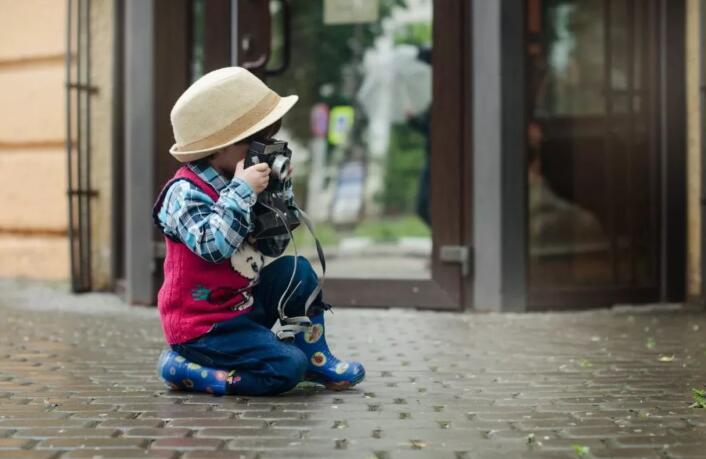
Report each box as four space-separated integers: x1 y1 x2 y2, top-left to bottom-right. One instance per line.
169 67 298 162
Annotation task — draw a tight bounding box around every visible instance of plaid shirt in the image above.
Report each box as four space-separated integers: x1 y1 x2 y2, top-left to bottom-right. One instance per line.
155 160 293 263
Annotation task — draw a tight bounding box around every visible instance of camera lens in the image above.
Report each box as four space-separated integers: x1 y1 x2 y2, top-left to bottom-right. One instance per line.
271 155 290 180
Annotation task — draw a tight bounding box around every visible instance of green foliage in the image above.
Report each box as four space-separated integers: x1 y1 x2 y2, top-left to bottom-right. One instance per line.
394 22 432 45
353 216 430 242
381 124 427 214
290 222 341 250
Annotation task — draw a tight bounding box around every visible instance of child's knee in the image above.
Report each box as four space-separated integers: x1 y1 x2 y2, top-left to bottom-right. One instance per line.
285 346 309 382
296 257 318 288
278 256 318 289
273 347 308 392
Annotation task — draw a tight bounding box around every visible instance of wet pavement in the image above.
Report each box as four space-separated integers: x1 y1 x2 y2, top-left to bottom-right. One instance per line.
1 279 706 458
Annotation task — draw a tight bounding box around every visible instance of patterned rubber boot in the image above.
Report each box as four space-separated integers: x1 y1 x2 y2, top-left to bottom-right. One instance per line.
156 349 233 395
293 313 365 390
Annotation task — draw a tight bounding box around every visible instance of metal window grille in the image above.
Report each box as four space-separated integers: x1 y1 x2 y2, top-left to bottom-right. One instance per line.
65 0 97 292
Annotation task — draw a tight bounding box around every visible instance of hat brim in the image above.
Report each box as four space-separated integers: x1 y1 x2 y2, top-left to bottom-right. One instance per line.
169 94 299 162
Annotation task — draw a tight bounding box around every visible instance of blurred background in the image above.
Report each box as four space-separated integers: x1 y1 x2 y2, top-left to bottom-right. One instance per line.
0 0 703 313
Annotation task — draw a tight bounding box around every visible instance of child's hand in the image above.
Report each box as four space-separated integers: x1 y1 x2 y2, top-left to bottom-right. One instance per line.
236 159 270 194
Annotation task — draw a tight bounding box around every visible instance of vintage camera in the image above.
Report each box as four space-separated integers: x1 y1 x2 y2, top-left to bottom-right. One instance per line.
244 139 300 240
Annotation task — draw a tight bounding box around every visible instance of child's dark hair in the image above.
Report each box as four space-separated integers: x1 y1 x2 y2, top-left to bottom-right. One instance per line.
245 119 282 143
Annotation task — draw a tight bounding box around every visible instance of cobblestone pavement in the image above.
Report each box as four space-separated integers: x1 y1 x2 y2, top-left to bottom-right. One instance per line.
1 280 706 458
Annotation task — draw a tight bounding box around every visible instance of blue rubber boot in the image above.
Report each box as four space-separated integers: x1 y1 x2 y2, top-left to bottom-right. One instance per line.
293 313 365 390
156 349 234 395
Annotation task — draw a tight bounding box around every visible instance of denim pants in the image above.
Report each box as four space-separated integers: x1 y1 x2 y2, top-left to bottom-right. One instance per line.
171 256 326 396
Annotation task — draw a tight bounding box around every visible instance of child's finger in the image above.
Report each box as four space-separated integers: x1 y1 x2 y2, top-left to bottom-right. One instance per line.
250 163 269 172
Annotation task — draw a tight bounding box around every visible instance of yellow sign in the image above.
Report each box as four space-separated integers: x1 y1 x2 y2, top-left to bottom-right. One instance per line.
328 106 355 145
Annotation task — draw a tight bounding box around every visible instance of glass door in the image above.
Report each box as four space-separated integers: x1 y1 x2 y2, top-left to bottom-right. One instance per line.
228 0 470 309
525 0 662 308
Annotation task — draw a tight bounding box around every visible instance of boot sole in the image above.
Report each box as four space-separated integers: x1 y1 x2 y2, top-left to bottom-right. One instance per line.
305 369 366 391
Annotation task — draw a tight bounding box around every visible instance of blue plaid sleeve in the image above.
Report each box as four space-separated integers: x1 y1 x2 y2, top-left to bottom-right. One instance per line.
156 177 256 263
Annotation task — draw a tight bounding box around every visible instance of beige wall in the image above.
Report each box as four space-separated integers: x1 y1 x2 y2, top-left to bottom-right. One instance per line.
88 0 115 290
0 0 115 287
687 0 702 300
0 0 68 279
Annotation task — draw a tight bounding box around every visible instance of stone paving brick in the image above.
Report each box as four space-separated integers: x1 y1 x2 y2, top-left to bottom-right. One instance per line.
0 420 89 429
0 452 59 459
35 437 147 450
182 452 259 459
12 428 119 439
122 427 192 438
0 437 31 449
2 282 706 457
60 449 177 459
97 419 164 429
196 427 303 439
150 437 224 450
167 418 266 429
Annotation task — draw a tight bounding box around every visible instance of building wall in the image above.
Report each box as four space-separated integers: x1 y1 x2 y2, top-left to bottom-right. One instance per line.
0 0 69 279
0 0 115 287
686 0 702 300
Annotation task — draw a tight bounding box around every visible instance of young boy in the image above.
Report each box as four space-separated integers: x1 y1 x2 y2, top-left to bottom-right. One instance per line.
153 67 365 396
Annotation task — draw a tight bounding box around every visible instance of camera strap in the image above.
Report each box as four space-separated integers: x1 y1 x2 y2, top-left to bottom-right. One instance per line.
256 201 327 341
276 206 327 341
296 207 327 315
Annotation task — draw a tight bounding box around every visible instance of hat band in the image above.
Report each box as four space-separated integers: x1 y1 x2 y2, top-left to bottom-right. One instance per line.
178 91 280 152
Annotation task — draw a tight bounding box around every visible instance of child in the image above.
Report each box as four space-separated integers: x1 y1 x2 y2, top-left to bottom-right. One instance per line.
153 67 365 395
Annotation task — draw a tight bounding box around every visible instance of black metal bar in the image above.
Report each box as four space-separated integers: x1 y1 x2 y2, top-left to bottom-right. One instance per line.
655 0 668 300
111 0 125 289
65 0 93 293
77 0 87 291
662 0 687 302
66 0 76 291
65 82 99 93
67 189 99 197
75 0 83 291
85 0 93 290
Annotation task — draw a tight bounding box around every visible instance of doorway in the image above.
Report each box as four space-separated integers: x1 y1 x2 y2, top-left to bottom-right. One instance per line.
150 0 472 310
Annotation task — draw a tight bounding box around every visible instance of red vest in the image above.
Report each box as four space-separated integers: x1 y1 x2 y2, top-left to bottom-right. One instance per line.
154 166 256 344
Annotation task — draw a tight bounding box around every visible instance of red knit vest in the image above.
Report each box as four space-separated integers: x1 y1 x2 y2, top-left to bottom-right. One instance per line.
154 166 255 344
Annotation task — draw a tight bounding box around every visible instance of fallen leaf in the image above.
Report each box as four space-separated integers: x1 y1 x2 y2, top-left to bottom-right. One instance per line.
571 444 590 457
690 388 706 408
